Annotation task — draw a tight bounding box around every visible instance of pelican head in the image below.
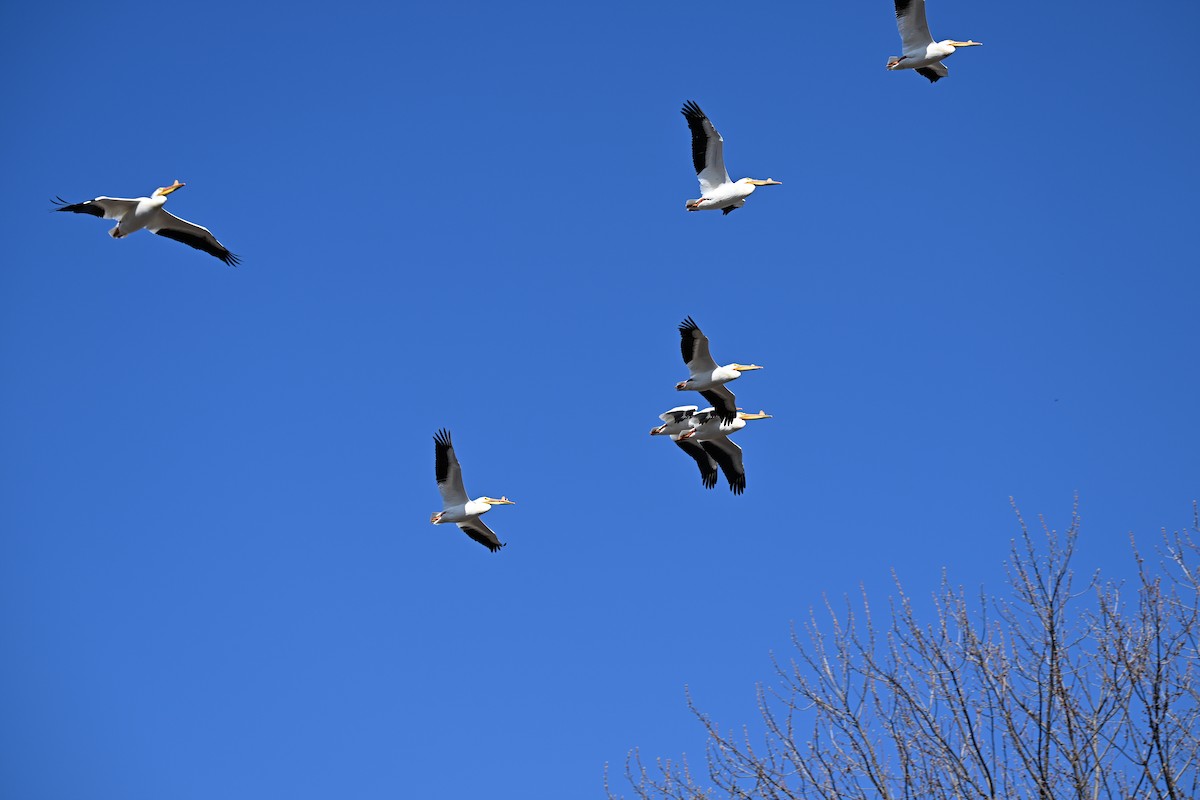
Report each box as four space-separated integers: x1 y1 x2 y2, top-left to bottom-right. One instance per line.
742 178 782 187
943 40 982 50
154 180 185 197
481 496 515 506
650 424 669 436
730 363 763 372
737 410 772 421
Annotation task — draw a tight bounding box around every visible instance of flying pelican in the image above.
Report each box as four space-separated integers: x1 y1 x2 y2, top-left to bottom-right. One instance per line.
52 181 240 266
676 317 762 423
431 429 514 552
650 406 719 489
887 0 981 83
681 101 780 215
678 408 772 495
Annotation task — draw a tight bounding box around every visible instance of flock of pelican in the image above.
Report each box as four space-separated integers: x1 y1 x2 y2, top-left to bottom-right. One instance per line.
52 0 981 552
651 317 770 496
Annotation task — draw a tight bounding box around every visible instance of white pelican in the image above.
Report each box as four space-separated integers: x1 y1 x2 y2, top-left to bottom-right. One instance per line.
649 406 719 489
53 181 240 266
676 317 762 423
681 101 780 215
431 429 514 552
678 408 772 495
887 0 981 83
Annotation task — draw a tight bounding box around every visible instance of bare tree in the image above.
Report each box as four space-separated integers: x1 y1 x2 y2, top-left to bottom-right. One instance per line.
608 501 1200 800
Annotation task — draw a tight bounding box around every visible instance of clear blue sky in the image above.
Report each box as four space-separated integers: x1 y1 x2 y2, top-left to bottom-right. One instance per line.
2 2 1198 797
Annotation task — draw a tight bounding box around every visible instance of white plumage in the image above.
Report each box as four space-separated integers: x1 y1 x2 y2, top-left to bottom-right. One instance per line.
681 101 781 214
675 317 762 423
431 429 514 553
886 0 981 83
652 407 772 494
53 181 240 266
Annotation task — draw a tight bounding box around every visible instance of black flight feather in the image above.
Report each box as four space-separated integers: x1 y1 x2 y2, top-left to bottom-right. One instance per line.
152 227 241 266
460 524 505 553
678 316 702 364
699 390 737 424
51 197 104 217
701 441 746 495
433 428 453 485
680 100 710 175
675 439 718 489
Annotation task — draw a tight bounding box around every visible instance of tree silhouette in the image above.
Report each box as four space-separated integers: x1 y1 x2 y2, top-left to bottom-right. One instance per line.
609 501 1200 800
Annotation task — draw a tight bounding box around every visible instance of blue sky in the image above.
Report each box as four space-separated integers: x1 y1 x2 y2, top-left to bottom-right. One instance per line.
2 1 1198 797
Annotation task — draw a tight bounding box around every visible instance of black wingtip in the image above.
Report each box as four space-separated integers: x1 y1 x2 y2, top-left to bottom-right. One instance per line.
681 100 705 120
678 316 699 335
222 251 242 267
433 428 452 448
50 196 103 216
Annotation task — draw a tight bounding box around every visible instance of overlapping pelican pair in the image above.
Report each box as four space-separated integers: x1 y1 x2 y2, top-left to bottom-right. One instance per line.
650 318 770 496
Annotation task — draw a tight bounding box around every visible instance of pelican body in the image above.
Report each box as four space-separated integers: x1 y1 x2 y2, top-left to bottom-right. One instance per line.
431 429 514 552
887 0 981 83
52 180 240 266
681 101 780 215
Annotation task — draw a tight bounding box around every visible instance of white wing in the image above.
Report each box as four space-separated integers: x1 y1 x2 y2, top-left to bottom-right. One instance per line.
895 0 935 54
457 518 505 552
700 436 746 494
681 101 731 194
659 405 699 424
433 429 469 507
52 196 140 220
679 316 719 374
148 210 240 266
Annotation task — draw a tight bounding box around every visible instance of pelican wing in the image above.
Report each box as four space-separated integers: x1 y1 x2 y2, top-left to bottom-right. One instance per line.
916 62 948 83
148 210 240 266
52 196 139 220
701 437 746 494
457 518 505 552
895 0 935 53
674 438 718 489
433 428 470 507
679 316 718 373
699 385 738 424
659 405 699 424
681 101 730 194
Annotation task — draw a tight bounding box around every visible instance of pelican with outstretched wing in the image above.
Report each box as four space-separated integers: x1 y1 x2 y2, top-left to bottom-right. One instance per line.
676 408 772 495
886 0 981 83
681 101 780 215
676 317 762 423
53 180 240 266
650 405 719 489
431 429 514 553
